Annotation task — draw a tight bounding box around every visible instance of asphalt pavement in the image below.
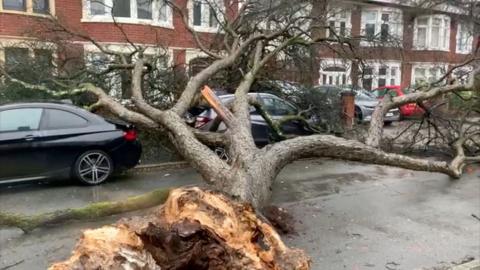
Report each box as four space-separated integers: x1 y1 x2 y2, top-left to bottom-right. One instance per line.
0 159 479 270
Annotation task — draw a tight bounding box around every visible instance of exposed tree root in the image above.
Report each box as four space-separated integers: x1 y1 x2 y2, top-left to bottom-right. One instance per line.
49 187 311 270
0 188 170 233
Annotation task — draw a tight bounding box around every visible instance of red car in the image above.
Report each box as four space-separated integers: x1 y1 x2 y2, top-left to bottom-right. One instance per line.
373 86 424 118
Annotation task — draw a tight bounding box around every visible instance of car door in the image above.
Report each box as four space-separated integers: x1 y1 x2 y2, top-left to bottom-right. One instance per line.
36 108 91 176
0 107 45 180
260 96 307 136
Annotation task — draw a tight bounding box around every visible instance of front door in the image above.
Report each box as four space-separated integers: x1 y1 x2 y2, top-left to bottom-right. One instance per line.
0 108 45 180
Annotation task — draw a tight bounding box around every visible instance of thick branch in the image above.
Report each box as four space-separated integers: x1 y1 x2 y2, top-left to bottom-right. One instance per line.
0 188 170 233
264 135 461 180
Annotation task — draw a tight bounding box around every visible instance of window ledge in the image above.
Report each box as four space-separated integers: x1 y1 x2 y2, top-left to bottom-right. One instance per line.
0 10 52 18
412 46 450 52
360 40 404 48
190 25 220 33
455 49 472 55
81 17 174 29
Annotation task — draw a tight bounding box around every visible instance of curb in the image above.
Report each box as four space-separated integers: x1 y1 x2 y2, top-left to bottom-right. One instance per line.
131 161 190 173
452 260 480 270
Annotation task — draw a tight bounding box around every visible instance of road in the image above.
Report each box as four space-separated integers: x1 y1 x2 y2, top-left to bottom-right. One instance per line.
0 159 479 270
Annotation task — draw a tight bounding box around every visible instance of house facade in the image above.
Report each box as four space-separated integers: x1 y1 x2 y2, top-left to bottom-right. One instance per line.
0 0 230 80
318 0 479 90
0 0 478 91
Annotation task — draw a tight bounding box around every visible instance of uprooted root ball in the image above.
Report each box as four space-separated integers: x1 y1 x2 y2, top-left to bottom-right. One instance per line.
50 187 311 270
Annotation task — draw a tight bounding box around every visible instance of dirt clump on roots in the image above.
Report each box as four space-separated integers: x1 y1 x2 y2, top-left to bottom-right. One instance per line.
49 187 311 270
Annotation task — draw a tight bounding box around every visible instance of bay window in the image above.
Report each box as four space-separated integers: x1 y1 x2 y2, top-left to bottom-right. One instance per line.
360 7 403 45
189 0 223 32
411 64 447 85
456 23 473 54
359 62 401 90
414 15 450 51
318 59 352 86
84 0 172 27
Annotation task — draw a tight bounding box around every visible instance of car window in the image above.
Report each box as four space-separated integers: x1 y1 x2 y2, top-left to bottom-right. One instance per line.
0 108 43 132
262 97 297 116
45 109 88 129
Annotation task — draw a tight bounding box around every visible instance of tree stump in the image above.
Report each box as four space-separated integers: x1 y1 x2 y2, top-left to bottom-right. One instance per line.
50 187 310 270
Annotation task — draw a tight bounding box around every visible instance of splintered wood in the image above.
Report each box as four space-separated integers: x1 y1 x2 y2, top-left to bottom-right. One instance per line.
50 187 310 270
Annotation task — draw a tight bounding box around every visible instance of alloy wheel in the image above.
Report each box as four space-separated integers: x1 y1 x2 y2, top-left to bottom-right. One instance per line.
77 152 112 184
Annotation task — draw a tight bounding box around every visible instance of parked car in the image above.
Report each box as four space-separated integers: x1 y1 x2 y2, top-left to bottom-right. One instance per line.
188 92 314 147
373 85 424 118
0 102 142 185
319 85 401 124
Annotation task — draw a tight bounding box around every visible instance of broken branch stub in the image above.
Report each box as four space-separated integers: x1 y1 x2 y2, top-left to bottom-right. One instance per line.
201 85 235 127
50 187 311 270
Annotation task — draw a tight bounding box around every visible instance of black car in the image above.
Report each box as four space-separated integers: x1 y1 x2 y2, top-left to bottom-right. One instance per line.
0 102 142 185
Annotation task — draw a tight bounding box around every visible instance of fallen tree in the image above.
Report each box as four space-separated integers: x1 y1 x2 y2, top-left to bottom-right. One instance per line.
49 187 310 270
0 0 479 209
0 188 170 233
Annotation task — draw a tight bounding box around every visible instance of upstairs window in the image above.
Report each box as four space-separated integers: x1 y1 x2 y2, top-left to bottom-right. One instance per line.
189 0 223 32
85 0 172 27
112 0 130 18
456 22 473 54
3 0 26 11
361 8 403 45
1 0 52 14
414 15 450 51
327 8 351 38
33 0 48 13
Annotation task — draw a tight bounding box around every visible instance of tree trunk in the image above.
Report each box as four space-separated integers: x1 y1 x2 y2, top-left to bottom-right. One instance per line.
218 162 276 209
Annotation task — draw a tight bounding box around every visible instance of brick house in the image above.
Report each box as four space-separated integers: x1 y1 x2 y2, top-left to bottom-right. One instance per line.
0 0 232 90
317 0 479 90
0 0 478 91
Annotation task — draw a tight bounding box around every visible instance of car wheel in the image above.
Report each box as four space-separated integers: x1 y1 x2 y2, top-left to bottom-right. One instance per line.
74 150 113 185
354 107 363 123
384 121 393 126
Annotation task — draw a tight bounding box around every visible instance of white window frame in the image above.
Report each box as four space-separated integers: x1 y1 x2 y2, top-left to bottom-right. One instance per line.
456 22 473 54
0 0 55 16
411 63 448 86
82 0 173 29
413 14 451 51
0 38 56 70
359 61 401 90
318 58 352 86
326 7 352 39
360 7 403 47
188 0 224 33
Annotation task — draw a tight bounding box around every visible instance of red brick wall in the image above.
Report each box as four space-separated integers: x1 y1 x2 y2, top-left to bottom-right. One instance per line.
0 0 235 49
